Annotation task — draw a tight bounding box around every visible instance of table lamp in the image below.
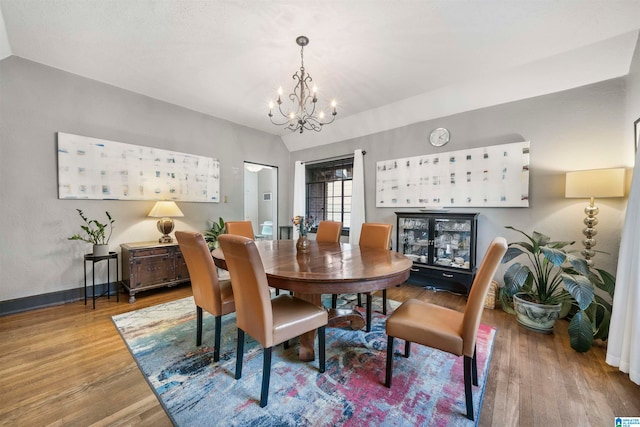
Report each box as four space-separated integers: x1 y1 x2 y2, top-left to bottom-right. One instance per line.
148 201 184 243
565 167 625 265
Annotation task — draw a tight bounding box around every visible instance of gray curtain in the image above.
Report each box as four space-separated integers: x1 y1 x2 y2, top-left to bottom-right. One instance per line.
292 161 306 239
606 152 640 385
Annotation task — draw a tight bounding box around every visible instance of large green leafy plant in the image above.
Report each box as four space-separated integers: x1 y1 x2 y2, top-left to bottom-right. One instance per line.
68 209 114 245
204 217 225 250
500 226 615 352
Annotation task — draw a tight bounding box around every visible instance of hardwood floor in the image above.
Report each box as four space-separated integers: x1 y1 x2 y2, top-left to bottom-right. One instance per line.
1 283 638 426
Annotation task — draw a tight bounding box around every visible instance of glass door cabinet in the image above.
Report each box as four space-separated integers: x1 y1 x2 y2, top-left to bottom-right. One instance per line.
396 212 479 294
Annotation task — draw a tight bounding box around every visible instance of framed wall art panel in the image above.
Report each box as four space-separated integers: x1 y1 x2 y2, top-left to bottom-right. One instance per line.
376 141 530 208
57 132 220 202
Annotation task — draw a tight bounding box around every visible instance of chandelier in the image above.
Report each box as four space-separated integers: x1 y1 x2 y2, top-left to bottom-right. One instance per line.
268 36 337 133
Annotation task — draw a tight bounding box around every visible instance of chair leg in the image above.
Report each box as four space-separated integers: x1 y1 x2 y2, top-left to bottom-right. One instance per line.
235 329 245 380
404 341 411 358
275 288 280 296
318 326 326 373
260 347 273 407
331 294 338 309
472 345 478 386
385 335 394 387
357 293 362 307
196 306 203 346
365 293 373 332
213 315 222 362
464 355 474 421
382 289 388 315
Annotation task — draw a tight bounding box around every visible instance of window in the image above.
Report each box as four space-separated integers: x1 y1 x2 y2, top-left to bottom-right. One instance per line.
306 158 353 230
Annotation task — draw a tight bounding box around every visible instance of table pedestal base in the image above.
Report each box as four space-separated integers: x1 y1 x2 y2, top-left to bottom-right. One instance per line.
327 308 366 331
296 293 366 361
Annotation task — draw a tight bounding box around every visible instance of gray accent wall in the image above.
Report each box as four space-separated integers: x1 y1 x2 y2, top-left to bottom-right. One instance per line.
0 56 290 308
290 77 633 282
2 31 638 311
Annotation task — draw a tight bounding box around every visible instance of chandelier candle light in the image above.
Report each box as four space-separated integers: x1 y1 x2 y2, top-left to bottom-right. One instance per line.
269 36 337 133
565 167 625 266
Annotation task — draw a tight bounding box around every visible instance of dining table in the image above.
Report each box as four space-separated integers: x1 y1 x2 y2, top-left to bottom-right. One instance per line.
212 239 412 361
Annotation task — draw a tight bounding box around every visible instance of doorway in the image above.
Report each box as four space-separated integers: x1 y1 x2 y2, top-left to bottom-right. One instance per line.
243 162 278 240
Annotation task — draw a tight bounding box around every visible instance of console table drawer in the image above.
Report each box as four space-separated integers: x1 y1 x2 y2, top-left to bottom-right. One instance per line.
131 247 171 257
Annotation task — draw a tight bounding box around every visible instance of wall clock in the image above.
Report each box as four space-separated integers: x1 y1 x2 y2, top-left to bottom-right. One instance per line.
429 127 450 147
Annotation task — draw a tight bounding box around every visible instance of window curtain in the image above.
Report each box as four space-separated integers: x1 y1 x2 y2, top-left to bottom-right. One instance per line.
606 154 640 385
292 161 306 240
349 149 366 245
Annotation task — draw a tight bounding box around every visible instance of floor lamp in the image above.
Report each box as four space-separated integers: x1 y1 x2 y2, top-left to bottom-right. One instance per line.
565 168 625 266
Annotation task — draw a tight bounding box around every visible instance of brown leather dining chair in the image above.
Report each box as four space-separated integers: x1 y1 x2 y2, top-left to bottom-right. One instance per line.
317 221 343 308
218 234 328 407
384 236 507 421
315 220 342 243
357 223 393 331
226 220 287 296
175 231 235 362
225 220 255 240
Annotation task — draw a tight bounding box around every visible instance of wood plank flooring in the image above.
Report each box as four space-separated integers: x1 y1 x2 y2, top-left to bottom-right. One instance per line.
0 283 638 426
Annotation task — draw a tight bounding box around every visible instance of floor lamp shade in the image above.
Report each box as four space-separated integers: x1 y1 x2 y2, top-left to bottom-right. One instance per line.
565 168 625 199
565 168 625 265
148 201 184 243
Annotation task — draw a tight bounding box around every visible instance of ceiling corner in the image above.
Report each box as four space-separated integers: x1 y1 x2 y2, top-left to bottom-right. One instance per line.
0 4 12 60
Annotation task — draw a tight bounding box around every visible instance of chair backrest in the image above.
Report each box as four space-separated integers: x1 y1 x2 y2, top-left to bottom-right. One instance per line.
359 223 393 249
261 221 273 236
225 221 255 240
316 221 342 243
218 234 274 347
461 237 508 357
175 231 224 315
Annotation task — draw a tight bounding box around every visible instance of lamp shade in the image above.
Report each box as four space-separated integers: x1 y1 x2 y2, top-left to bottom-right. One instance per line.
565 168 625 198
148 201 184 218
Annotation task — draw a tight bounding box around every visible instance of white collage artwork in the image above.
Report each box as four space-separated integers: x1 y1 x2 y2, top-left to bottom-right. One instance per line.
376 141 530 208
57 133 220 202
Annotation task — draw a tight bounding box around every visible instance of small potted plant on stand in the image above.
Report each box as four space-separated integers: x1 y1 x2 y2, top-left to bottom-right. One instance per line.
68 209 115 256
500 226 615 352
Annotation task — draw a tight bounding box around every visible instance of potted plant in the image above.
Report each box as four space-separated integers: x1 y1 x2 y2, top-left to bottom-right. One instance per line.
68 209 115 256
204 217 225 250
500 226 615 352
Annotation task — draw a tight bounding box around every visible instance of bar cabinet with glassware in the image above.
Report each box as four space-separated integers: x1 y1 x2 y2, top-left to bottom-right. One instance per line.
395 211 479 294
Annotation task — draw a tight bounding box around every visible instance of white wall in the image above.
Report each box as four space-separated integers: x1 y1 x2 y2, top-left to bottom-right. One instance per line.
290 77 632 280
0 56 290 303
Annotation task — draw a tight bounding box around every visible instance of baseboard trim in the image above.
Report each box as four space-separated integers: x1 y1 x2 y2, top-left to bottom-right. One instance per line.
0 283 117 316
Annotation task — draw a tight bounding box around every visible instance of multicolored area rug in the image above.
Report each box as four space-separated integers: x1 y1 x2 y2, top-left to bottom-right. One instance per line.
112 295 496 426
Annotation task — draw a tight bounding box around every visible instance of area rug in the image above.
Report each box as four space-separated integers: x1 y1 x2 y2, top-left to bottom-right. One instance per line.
112 295 496 426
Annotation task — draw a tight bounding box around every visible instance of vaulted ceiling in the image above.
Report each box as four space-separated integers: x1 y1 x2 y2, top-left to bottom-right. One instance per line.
1 1 639 151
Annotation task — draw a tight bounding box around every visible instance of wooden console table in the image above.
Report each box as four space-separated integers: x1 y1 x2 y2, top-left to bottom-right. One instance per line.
120 241 190 303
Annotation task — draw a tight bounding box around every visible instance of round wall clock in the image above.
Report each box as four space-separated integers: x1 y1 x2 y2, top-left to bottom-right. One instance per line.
429 127 450 147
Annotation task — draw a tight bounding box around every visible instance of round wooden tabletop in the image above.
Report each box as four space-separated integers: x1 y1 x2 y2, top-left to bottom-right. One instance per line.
212 239 412 295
